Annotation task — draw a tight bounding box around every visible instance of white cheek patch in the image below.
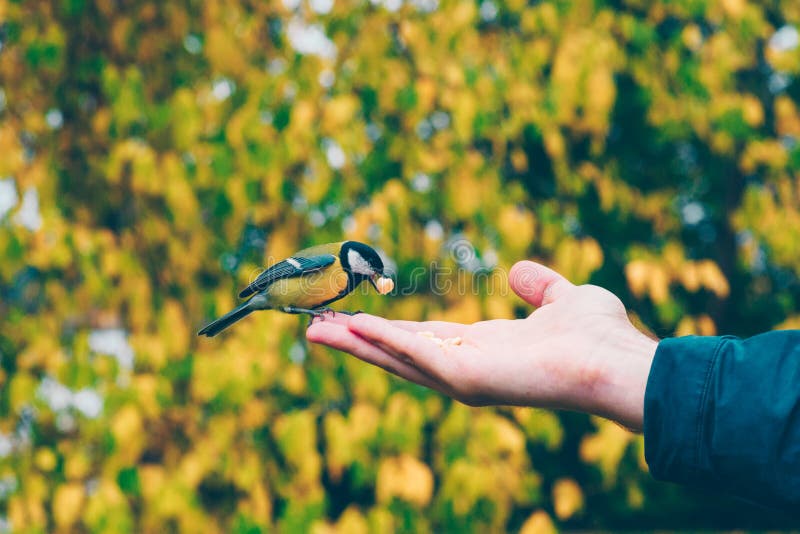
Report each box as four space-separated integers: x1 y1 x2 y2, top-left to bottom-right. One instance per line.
347 249 374 276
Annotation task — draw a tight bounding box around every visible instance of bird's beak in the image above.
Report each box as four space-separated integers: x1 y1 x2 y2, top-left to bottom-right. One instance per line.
371 274 394 295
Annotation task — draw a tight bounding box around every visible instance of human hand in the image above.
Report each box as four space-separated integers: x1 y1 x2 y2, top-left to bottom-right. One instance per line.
306 261 657 431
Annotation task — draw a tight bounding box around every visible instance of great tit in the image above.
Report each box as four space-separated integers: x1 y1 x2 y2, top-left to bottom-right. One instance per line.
198 241 394 337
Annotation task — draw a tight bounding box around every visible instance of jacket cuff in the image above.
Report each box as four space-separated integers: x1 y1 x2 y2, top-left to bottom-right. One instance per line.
643 335 725 484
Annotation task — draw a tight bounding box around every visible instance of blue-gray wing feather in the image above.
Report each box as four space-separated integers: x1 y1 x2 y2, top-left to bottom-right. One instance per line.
238 254 336 298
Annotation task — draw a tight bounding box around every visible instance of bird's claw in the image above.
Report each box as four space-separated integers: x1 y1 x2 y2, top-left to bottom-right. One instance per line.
305 307 337 327
304 309 364 328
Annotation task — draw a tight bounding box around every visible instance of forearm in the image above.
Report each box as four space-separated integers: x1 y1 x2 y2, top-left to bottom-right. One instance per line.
644 332 800 511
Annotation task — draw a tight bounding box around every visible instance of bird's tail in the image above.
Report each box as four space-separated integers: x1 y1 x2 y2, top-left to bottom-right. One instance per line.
198 301 254 337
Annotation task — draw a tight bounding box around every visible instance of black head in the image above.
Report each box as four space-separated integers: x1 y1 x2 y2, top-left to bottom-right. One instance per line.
340 241 384 279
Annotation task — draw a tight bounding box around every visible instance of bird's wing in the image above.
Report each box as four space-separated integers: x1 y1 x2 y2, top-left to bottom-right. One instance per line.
238 254 336 299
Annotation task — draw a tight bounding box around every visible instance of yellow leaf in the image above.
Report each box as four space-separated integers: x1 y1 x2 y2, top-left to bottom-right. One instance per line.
676 314 717 337
416 77 437 112
0 124 25 176
697 259 730 298
511 149 528 172
64 450 91 479
675 317 695 337
586 66 615 134
53 482 85 529
10 373 37 412
83 479 131 533
139 465 166 501
111 404 144 464
446 168 482 219
679 263 701 292
322 95 359 134
513 408 564 451
552 478 583 520
682 24 703 51
579 418 634 487
240 399 270 430
486 294 515 320
239 482 272 525
291 100 318 133
696 314 717 335
775 96 800 137
543 128 565 160
498 205 536 254
161 299 191 358
367 507 395 533
777 315 800 330
648 264 670 304
720 0 746 18
625 260 649 298
34 448 57 472
627 480 645 509
519 510 557 534
554 238 603 284
742 95 764 127
430 294 483 323
282 365 307 396
335 507 369 534
376 455 434 507
204 25 246 75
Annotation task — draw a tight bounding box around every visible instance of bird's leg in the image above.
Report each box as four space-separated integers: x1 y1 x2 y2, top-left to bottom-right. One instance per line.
283 307 342 324
335 310 364 316
282 306 327 317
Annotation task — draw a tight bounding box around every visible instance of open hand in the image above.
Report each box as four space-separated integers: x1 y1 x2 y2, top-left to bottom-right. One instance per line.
306 261 657 430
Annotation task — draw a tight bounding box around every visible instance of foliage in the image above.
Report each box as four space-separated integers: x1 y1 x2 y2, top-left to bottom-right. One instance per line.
1 0 800 531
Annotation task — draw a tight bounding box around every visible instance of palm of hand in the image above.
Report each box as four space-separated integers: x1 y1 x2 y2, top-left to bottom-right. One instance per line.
445 286 629 407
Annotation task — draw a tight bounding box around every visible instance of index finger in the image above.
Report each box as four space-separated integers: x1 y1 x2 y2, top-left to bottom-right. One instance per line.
347 314 454 378
389 320 467 338
306 321 441 390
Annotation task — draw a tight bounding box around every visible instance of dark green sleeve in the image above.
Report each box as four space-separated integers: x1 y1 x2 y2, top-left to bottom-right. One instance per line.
644 332 800 510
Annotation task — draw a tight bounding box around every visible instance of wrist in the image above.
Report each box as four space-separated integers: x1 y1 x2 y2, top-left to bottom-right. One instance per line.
577 326 658 432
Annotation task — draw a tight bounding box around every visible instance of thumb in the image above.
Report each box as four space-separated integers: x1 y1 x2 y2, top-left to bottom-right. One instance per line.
509 260 575 307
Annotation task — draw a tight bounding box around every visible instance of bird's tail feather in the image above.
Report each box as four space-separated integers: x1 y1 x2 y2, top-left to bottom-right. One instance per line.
198 301 254 337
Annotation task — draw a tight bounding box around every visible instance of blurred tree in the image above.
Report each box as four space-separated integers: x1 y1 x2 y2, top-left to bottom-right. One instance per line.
1 0 799 531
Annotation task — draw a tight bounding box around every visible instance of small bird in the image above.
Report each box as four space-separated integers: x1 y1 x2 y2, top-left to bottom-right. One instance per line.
198 241 394 337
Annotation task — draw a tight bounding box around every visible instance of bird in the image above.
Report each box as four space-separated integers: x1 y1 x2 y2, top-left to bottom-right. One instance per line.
198 241 394 337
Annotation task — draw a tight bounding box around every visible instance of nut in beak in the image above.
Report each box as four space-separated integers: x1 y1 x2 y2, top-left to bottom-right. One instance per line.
372 275 394 295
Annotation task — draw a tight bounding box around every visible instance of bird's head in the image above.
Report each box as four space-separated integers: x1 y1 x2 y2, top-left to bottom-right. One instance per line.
340 241 394 294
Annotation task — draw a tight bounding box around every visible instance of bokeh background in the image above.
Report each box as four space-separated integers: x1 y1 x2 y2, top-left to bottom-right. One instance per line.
1 0 800 531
